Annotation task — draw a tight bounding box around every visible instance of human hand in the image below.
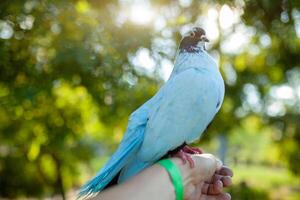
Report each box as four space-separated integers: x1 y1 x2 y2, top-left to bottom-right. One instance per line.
174 154 233 200
186 166 233 200
202 166 233 195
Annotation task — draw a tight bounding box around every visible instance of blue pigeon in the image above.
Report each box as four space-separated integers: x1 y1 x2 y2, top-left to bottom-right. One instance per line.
79 27 225 197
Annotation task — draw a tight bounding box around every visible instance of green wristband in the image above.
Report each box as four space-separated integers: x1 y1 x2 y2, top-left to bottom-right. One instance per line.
158 159 184 200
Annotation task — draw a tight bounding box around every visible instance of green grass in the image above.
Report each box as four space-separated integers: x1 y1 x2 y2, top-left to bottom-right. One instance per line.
232 164 300 200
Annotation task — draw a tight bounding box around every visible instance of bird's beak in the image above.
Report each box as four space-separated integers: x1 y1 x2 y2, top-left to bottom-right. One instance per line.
201 35 209 42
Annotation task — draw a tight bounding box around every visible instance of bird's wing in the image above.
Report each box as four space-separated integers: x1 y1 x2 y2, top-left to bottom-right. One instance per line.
79 95 160 196
137 67 221 162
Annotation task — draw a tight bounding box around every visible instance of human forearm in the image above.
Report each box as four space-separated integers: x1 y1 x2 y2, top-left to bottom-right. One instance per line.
93 163 175 200
92 154 221 200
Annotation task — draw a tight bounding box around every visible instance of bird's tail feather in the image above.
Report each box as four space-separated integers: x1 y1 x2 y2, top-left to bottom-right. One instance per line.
78 128 144 197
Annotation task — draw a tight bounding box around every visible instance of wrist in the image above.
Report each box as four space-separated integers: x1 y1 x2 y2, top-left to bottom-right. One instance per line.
170 158 196 198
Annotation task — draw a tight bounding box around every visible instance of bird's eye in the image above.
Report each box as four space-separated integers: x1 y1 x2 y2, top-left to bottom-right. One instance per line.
189 31 195 38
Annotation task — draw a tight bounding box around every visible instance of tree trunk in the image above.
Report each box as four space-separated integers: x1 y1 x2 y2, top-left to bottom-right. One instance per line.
53 155 66 200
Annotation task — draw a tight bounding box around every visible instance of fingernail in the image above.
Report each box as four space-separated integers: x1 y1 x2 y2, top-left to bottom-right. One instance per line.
225 193 231 200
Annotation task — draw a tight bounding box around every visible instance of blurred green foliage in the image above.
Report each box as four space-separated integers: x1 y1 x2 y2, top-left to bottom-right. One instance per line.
228 181 270 200
0 0 300 199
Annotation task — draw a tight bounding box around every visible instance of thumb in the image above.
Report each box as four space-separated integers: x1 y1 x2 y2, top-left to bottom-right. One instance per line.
190 154 222 183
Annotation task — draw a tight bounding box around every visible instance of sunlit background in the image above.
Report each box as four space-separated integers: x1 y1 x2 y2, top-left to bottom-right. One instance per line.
1 0 300 199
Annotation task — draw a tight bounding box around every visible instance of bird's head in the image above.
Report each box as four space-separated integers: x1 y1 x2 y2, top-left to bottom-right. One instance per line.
179 27 209 52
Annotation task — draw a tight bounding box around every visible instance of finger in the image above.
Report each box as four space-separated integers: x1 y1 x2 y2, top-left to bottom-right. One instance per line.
212 174 223 182
212 174 232 187
220 176 232 187
191 154 223 182
216 166 233 177
193 154 223 170
199 193 231 200
202 180 223 195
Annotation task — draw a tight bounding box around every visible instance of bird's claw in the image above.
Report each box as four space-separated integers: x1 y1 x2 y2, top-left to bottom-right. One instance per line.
171 149 195 168
182 146 203 154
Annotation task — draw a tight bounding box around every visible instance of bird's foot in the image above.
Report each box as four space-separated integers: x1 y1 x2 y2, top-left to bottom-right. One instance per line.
182 145 203 154
171 149 195 168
